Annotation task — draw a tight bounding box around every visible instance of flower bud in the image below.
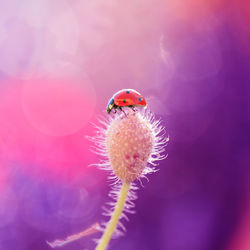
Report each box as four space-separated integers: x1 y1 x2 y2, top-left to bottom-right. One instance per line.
106 112 154 182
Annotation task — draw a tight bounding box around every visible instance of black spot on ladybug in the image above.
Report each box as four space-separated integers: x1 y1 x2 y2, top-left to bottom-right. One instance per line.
138 97 142 101
123 99 126 103
126 90 130 94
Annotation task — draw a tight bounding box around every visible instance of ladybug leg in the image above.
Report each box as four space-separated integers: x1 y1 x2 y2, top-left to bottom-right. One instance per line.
119 107 127 117
113 108 117 114
130 106 137 112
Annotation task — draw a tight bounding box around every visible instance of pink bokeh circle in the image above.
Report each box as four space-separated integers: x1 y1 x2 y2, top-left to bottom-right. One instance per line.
21 78 96 136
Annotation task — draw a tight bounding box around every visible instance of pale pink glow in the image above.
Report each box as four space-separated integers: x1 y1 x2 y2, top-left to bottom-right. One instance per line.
48 8 79 55
21 78 96 136
20 0 53 28
0 19 34 77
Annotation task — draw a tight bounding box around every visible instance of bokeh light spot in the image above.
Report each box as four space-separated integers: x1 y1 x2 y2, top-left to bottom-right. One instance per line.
21 78 96 136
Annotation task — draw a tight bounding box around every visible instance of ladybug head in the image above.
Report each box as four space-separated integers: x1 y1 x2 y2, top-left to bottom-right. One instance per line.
106 98 115 114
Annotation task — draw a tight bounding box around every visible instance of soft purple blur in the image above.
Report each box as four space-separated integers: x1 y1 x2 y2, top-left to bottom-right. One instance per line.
0 0 249 250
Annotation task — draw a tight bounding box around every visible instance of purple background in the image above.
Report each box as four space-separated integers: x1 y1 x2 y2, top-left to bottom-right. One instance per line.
0 0 249 250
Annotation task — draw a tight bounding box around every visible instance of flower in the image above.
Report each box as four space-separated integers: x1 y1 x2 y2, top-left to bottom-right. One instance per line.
89 108 168 184
88 108 168 248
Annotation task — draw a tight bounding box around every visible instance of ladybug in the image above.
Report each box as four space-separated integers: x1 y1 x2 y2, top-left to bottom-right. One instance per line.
106 89 146 114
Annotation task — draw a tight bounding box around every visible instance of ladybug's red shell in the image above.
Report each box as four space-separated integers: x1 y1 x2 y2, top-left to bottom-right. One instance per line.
113 89 146 107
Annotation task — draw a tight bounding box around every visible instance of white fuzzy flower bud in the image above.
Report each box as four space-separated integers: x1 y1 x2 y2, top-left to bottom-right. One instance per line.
87 109 168 248
89 109 168 183
106 112 154 182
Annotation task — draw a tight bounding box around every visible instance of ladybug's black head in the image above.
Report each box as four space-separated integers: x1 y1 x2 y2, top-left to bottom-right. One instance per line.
106 98 114 114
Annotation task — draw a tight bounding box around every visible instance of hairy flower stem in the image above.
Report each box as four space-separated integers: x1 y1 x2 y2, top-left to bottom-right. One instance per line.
95 182 130 250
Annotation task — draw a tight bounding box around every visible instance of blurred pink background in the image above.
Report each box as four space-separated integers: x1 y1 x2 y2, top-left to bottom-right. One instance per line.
0 0 249 249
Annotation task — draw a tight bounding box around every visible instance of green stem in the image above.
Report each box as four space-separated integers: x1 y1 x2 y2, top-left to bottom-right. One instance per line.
95 182 130 250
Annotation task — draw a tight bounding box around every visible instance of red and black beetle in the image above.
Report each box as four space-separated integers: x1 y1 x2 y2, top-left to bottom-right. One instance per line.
106 89 146 114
